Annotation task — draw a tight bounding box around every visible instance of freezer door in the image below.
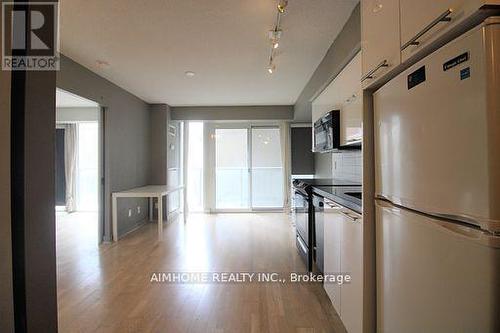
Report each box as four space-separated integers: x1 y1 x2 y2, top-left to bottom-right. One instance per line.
374 19 500 232
376 200 500 333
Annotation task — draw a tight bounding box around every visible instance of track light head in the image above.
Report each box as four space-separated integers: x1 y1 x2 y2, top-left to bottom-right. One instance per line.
277 0 288 13
269 29 282 49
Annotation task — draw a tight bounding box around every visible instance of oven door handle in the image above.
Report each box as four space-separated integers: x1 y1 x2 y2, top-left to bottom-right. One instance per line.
294 189 309 198
296 235 308 254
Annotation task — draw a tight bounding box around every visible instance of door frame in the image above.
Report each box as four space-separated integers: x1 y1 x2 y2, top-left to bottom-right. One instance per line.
97 107 106 244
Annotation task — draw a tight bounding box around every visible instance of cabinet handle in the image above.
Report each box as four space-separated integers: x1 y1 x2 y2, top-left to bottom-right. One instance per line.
325 201 342 210
401 9 453 51
341 211 360 222
361 59 389 82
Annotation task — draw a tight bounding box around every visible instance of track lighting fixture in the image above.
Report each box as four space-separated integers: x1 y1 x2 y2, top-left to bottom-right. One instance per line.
267 63 276 74
269 29 282 49
277 0 288 14
266 1 289 73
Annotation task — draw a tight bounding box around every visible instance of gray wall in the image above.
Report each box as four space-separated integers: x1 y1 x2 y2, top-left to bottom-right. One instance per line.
294 4 361 122
10 50 59 331
56 107 99 122
291 127 315 175
171 105 293 121
57 55 151 239
0 3 14 327
150 104 169 185
295 4 361 177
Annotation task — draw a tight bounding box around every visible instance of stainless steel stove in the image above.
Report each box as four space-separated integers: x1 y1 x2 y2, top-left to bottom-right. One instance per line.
292 178 360 272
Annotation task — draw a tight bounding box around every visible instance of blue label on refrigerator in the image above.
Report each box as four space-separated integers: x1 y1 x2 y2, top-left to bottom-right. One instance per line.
460 67 471 80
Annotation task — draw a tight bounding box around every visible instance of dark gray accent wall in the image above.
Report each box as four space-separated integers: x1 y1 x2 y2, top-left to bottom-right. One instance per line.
150 104 169 185
294 4 361 122
171 105 293 121
57 55 151 239
10 52 58 331
291 127 315 175
0 1 14 327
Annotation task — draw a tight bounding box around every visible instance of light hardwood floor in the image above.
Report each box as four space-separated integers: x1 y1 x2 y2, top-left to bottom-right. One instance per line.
56 212 346 333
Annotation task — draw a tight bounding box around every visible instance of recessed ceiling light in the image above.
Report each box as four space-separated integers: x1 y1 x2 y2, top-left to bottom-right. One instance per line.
185 71 196 77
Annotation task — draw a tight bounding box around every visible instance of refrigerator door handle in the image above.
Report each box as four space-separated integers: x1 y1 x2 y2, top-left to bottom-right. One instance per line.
376 200 500 248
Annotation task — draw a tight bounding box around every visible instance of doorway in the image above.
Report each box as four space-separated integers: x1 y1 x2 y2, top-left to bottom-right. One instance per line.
55 88 104 246
210 124 284 211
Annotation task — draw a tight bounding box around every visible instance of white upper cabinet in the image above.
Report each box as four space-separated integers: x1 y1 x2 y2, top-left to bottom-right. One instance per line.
312 52 363 146
399 0 498 62
341 91 363 145
361 0 401 89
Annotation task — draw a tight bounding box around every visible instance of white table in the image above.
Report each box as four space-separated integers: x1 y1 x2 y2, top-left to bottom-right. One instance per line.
112 185 185 242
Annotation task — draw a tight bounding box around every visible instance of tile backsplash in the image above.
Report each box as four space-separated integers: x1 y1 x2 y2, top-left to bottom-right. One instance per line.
332 151 362 183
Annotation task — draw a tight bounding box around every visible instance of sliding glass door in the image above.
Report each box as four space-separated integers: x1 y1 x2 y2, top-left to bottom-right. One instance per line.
214 125 283 211
215 128 250 209
251 127 283 209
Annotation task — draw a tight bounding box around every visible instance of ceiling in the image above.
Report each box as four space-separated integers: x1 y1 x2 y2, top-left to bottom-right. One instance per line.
56 89 99 108
60 0 358 107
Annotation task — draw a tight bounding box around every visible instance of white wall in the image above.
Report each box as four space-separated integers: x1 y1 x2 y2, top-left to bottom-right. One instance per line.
332 151 362 183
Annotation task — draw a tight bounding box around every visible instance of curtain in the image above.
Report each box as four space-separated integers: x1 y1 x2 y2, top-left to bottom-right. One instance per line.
64 124 78 213
280 121 292 212
182 122 190 213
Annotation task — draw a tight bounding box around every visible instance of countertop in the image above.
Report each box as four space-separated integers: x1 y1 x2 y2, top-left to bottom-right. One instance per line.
312 185 362 214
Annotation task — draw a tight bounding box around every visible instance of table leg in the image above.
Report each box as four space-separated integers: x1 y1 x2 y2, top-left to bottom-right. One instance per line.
112 195 118 242
157 195 163 241
149 197 153 222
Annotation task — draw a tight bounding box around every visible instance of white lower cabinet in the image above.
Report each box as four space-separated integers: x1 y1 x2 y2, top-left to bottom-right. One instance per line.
323 204 343 313
323 199 363 333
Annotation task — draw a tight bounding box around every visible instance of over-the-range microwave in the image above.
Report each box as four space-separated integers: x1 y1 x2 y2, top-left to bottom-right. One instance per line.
313 110 340 153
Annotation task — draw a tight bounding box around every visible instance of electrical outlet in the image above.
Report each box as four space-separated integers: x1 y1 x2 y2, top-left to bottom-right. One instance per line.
137 206 141 214
128 209 132 217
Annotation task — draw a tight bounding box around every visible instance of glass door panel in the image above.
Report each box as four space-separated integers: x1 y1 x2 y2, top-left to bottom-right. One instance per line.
215 128 249 209
251 127 283 208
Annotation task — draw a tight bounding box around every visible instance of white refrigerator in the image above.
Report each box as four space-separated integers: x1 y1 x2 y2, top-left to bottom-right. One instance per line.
374 17 500 333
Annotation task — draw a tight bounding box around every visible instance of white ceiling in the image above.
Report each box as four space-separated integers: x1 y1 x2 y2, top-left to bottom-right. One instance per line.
60 0 358 106
56 89 99 107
